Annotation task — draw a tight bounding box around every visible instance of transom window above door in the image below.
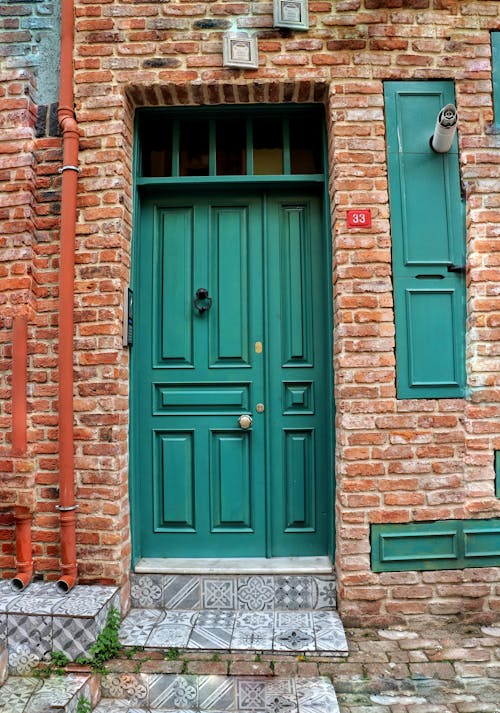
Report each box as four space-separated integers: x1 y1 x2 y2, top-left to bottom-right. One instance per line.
137 106 325 179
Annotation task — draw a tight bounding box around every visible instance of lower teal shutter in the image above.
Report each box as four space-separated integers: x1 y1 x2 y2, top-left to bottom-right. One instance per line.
384 81 465 399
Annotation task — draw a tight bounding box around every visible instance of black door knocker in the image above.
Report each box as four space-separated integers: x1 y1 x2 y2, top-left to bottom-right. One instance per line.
194 287 212 314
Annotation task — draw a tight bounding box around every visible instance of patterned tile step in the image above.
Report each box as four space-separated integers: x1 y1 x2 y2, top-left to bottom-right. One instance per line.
120 609 348 656
0 673 90 713
0 581 120 675
95 674 339 712
131 574 337 611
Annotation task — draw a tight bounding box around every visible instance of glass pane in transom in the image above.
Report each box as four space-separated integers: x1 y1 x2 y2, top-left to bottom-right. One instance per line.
216 118 247 175
179 120 210 176
141 118 173 177
290 114 322 174
253 118 283 175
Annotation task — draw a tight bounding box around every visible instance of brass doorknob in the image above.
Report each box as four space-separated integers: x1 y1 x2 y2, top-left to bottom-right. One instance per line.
238 414 253 429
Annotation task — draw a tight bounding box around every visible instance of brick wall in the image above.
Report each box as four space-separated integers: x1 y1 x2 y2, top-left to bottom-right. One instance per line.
0 0 499 623
0 69 38 568
0 0 60 105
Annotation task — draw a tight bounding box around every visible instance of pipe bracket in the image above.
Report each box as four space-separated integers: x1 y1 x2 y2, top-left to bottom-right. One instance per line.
55 504 79 511
59 165 81 173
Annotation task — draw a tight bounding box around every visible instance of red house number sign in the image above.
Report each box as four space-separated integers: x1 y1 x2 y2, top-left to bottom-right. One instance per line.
346 209 372 228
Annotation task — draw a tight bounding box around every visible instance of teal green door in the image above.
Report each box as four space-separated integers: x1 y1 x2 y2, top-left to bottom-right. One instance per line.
132 191 331 558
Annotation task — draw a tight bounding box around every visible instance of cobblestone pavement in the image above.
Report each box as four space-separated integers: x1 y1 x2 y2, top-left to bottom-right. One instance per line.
102 621 500 712
330 624 500 712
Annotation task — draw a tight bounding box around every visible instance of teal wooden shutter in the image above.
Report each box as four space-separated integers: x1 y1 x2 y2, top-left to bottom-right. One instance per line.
385 81 466 398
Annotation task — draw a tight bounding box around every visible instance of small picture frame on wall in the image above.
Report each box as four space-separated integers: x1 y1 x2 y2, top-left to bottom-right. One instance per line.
273 0 309 30
223 32 259 69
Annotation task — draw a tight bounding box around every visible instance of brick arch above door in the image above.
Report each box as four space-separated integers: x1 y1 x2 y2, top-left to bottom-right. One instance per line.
124 80 330 109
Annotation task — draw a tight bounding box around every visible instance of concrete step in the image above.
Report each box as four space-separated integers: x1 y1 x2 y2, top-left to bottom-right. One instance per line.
0 673 91 712
94 674 340 712
0 581 120 676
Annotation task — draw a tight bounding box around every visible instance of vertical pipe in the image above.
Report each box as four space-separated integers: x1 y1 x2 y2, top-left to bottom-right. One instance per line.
11 507 33 591
12 316 27 456
56 0 79 593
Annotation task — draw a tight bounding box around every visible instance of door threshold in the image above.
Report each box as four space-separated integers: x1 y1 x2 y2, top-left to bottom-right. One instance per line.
134 556 333 575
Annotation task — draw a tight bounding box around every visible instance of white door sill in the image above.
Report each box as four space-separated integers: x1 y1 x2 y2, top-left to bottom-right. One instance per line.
134 556 333 575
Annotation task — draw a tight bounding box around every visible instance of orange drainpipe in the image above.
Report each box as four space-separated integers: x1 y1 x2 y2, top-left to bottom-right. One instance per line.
11 316 33 591
12 315 28 457
11 507 33 591
56 0 79 593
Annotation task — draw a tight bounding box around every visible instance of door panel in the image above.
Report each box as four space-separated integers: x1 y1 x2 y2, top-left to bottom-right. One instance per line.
210 431 252 530
159 208 194 365
133 191 330 558
155 431 195 530
266 196 329 555
209 206 250 366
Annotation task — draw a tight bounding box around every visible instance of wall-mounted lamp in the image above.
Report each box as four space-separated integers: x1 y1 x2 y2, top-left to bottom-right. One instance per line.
430 104 458 153
223 32 259 69
273 0 309 30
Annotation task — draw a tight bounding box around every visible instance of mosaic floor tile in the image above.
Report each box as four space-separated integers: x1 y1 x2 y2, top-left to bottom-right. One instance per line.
0 676 40 712
120 608 163 647
273 627 315 652
237 678 266 709
202 579 236 610
312 611 348 653
231 626 273 650
52 589 110 617
237 576 274 611
198 675 236 710
8 614 52 674
131 574 164 609
312 577 337 610
274 577 312 610
188 625 233 650
7 642 42 676
0 614 5 646
148 674 198 709
164 575 201 610
147 623 192 648
100 672 148 705
52 615 98 660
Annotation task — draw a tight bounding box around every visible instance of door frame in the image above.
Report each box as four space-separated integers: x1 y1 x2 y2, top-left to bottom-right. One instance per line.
129 104 335 567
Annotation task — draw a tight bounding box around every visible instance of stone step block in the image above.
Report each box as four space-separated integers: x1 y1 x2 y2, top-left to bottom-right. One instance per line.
95 674 340 712
0 581 120 675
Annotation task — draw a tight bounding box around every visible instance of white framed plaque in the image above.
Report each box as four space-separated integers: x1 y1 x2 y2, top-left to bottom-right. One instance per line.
273 0 309 30
223 32 259 69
